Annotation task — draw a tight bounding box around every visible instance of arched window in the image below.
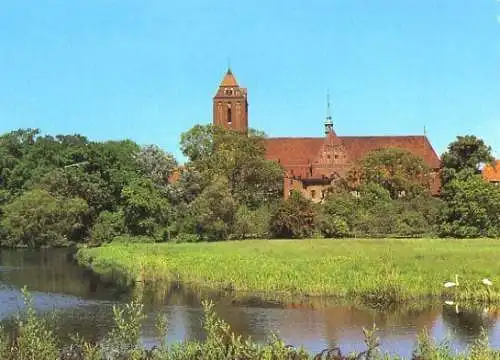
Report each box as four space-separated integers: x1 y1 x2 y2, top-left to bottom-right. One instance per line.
227 104 232 124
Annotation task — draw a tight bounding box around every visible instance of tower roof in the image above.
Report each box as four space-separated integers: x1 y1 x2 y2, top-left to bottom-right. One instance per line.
220 68 239 87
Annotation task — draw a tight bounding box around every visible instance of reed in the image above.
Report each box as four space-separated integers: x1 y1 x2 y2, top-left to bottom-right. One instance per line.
77 238 500 303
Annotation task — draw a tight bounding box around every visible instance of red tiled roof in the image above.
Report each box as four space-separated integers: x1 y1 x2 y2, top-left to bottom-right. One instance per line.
340 136 441 169
483 160 500 182
265 135 441 169
265 137 324 165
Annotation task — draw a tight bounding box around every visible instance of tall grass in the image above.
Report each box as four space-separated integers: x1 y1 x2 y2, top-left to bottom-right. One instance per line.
77 238 500 303
2 289 500 360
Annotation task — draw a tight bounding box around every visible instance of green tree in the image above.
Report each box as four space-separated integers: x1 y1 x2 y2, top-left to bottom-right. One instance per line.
90 210 126 245
270 191 316 239
0 189 89 247
233 205 272 239
439 173 500 238
348 148 431 199
135 144 177 187
190 177 238 241
319 185 358 236
352 183 397 237
180 125 283 208
316 214 350 238
441 135 495 184
37 168 113 221
121 177 172 240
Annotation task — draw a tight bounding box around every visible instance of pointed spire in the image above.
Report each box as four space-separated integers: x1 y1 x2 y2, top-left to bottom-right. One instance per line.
220 67 239 87
324 90 334 135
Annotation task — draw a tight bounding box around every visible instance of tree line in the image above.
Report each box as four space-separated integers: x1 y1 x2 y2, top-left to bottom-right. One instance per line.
0 126 498 247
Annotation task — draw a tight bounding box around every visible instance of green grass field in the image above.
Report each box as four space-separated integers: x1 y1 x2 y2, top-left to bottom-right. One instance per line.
77 238 500 303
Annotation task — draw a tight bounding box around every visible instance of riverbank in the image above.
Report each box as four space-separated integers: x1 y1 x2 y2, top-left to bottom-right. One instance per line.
77 238 500 303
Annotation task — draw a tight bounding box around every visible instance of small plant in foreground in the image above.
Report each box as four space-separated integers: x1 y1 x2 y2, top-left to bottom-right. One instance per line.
4 289 500 359
11 287 60 360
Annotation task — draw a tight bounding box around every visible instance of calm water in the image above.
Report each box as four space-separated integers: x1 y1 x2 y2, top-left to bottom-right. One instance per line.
0 249 499 358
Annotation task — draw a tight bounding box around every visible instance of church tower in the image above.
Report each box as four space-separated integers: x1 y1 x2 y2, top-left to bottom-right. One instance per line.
213 68 248 133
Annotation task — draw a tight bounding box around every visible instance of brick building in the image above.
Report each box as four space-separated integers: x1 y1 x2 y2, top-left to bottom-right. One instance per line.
213 69 442 202
483 160 500 185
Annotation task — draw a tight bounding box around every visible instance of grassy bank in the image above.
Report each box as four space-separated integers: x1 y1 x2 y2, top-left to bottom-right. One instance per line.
77 238 500 303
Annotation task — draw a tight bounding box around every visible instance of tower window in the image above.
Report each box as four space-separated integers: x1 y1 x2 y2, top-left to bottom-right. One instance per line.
225 89 233 96
227 104 232 124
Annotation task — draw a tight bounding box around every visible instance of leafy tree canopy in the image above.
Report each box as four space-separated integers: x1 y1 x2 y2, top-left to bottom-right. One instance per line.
441 135 494 184
347 148 431 199
180 125 283 208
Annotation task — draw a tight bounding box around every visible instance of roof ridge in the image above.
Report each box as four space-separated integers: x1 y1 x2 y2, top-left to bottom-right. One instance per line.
339 135 426 138
266 137 324 140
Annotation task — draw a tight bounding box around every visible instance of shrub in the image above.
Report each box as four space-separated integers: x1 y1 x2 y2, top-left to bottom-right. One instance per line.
111 235 156 244
0 189 89 247
270 191 316 239
172 233 200 243
232 205 271 239
90 210 125 245
317 214 350 238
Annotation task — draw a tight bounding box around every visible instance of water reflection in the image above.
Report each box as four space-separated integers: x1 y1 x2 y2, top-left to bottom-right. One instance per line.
0 249 500 358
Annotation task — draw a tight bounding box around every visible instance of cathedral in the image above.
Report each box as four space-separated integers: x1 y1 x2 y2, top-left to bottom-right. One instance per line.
213 69 442 202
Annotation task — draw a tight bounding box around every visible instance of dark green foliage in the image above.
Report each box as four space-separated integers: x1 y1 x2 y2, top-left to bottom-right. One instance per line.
0 126 497 245
232 205 272 239
121 177 172 240
270 191 316 239
348 148 432 199
0 128 177 247
180 125 284 208
111 235 156 244
320 183 442 238
439 136 500 238
439 174 500 237
317 214 350 238
441 135 495 184
190 176 238 241
1 189 89 247
90 210 126 245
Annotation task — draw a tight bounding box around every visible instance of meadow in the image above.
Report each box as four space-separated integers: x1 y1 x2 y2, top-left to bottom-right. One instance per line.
77 238 500 304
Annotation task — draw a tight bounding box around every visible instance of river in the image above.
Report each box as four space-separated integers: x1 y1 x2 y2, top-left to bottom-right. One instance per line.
0 248 499 358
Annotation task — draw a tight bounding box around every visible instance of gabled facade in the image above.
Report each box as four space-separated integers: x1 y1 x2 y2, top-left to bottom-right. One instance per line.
212 69 442 202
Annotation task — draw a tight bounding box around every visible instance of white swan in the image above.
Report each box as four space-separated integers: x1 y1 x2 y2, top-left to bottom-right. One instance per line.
444 274 459 288
482 278 493 286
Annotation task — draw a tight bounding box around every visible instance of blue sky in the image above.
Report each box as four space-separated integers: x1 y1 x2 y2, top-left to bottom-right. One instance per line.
0 1 499 161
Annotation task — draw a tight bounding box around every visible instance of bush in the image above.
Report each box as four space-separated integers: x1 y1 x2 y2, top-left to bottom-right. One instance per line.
270 191 316 239
0 189 89 247
232 205 271 239
317 214 350 238
90 210 125 245
172 233 200 243
191 177 237 241
111 235 156 244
